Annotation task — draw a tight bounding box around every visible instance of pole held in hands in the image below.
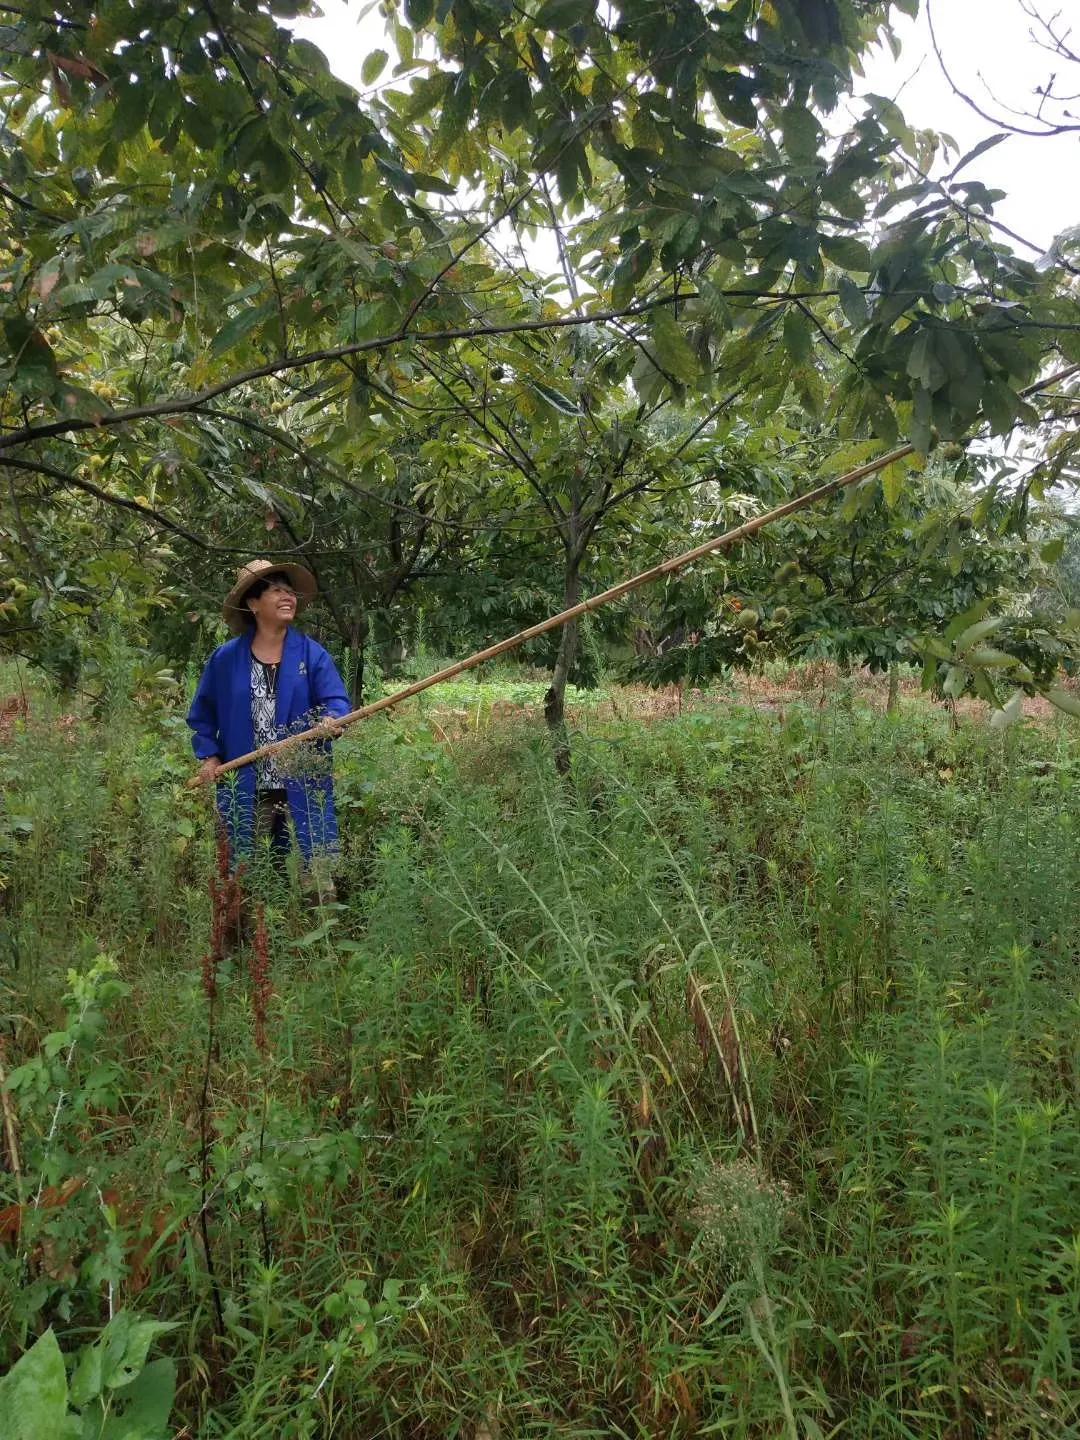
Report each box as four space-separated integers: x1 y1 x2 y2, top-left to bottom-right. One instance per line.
186 362 1079 789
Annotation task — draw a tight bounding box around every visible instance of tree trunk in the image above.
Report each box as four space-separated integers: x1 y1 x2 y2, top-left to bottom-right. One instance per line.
348 607 368 707
544 553 582 776
886 661 900 715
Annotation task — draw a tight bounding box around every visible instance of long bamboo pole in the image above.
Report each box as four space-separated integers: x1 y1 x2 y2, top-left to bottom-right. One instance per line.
188 363 1078 788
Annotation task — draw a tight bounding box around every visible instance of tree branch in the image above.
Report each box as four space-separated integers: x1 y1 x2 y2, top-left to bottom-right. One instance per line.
927 0 1080 135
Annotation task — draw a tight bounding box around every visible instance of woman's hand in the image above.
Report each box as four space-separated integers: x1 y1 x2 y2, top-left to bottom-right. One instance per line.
198 756 223 786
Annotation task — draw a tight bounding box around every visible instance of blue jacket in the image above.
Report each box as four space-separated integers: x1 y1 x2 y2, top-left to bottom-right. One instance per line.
187 628 351 862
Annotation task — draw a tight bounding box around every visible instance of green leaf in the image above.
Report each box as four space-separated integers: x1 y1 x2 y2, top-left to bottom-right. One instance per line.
611 242 652 310
375 157 417 195
782 308 812 366
256 139 291 193
534 0 596 27
99 1359 175 1440
405 0 434 26
1040 536 1065 564
183 103 218 151
410 170 457 195
529 380 582 416
881 460 904 509
211 301 275 356
820 234 874 271
361 49 388 85
4 317 57 380
697 276 732 331
953 616 1004 655
948 132 1007 180
907 331 946 392
649 308 702 385
911 385 933 454
947 359 984 421
403 71 449 121
706 71 758 129
944 599 994 645
942 664 967 698
1046 688 1080 720
0 1330 78 1440
779 107 820 163
501 72 532 134
69 1339 105 1409
989 688 1023 730
982 377 1020 435
837 275 868 328
74 1311 178 1397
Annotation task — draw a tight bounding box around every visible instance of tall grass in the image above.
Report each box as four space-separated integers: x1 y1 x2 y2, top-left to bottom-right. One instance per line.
1 671 1077 1437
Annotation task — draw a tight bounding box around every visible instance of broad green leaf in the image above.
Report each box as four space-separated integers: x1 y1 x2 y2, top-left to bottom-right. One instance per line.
820 235 874 271
611 242 653 310
944 598 994 645
1046 688 1080 720
361 50 388 85
0 1330 78 1440
183 104 217 150
817 440 880 479
535 0 597 27
1040 536 1065 564
211 301 275 356
649 309 702 385
697 277 732 331
989 688 1024 730
782 308 812 366
837 275 868 328
99 1359 176 1440
949 132 1007 179
881 460 904 509
529 380 582 416
405 0 434 26
982 377 1020 435
706 71 757 129
501 72 532 134
911 386 933 454
907 331 946 392
953 615 1004 655
403 71 449 121
779 107 820 163
411 171 457 195
942 664 967 697
94 1312 178 1392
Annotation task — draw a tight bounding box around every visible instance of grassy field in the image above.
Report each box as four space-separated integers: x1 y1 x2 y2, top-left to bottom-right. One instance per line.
1 669 1078 1438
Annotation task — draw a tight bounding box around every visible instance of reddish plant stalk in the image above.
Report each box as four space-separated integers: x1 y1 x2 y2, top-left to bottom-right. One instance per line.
248 904 272 1055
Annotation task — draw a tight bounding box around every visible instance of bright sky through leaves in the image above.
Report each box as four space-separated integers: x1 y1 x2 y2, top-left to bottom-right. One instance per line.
298 0 1076 254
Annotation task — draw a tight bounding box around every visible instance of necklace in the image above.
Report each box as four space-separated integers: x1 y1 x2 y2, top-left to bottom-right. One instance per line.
256 656 279 695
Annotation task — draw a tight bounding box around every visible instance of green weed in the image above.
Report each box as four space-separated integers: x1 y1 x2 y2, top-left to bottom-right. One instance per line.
0 668 1077 1437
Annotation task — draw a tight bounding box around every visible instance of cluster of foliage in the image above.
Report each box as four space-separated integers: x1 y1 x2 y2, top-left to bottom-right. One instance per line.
1 0 1079 738
1 669 1078 1436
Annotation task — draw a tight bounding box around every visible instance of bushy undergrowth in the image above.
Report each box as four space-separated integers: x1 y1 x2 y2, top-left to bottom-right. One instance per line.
1 674 1078 1438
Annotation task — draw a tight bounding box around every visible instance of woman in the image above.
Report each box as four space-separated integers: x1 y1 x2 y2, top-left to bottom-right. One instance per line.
187 559 351 889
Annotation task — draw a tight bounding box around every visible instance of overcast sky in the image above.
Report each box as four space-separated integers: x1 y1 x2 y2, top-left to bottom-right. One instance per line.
296 0 1076 256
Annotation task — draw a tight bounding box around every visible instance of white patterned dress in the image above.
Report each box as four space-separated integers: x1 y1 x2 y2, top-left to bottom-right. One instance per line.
251 657 284 791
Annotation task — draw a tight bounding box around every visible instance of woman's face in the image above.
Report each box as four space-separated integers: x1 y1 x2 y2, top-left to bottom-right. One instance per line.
246 577 297 628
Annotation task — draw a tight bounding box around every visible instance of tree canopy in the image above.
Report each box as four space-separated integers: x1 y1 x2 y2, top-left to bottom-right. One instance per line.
1 0 1078 724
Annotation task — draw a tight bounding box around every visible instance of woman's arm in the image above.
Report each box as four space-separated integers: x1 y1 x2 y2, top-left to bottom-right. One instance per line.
309 644 351 723
187 652 223 760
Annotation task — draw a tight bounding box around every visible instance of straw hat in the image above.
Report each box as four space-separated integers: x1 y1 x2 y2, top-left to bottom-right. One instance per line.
222 558 317 635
